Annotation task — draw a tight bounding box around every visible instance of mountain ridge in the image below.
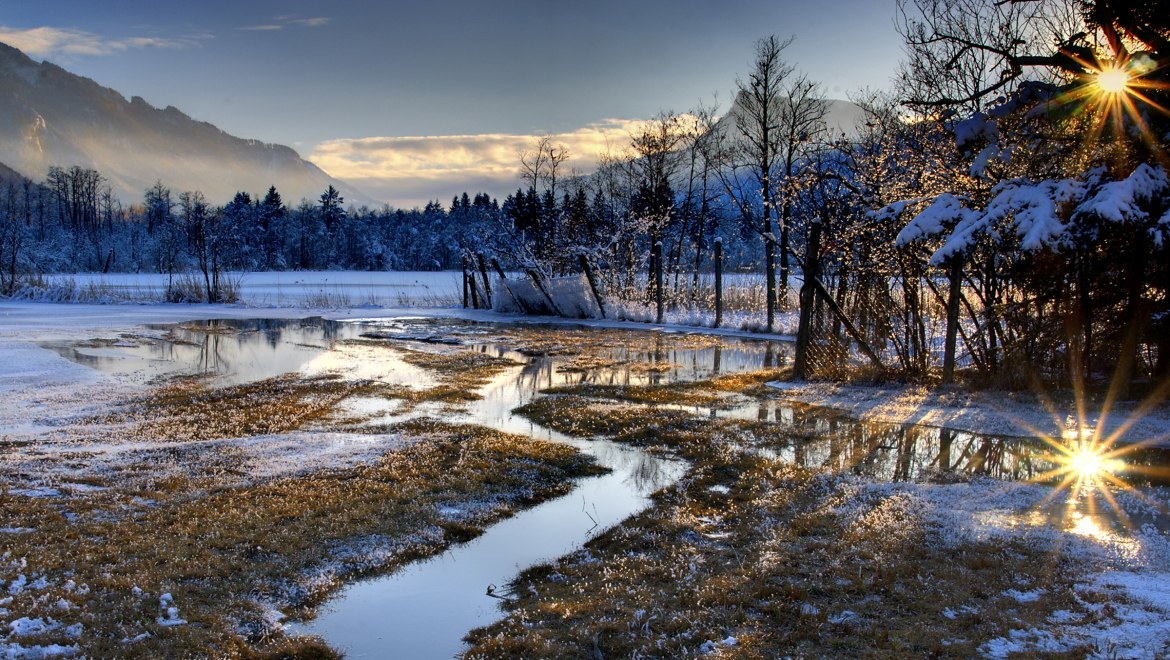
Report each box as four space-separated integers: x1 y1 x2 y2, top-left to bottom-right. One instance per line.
0 41 375 207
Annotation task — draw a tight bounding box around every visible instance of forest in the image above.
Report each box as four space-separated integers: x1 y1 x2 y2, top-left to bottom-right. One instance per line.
2 0 1168 392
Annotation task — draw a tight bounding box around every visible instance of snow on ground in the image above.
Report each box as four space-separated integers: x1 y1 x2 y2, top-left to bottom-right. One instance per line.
834 474 1170 657
767 379 1170 447
4 271 1170 657
28 271 463 308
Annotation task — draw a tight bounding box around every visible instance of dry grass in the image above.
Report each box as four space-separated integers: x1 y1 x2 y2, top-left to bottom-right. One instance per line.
481 324 726 358
536 367 791 410
339 341 522 411
0 421 602 657
80 343 521 444
395 347 520 408
466 369 1102 658
540 383 727 408
465 435 1094 658
86 374 406 442
515 395 700 438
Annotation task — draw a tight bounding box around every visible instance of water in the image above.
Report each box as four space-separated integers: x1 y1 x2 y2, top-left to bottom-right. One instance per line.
48 316 1170 657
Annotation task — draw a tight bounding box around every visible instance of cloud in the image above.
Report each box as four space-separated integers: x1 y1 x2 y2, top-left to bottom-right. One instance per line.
240 16 330 31
308 119 655 208
0 25 199 58
289 17 330 27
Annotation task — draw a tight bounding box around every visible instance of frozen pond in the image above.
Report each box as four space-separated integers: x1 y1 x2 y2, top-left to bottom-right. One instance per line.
48 316 1170 657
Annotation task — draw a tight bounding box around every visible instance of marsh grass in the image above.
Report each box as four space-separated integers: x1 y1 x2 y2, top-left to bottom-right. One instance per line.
0 422 602 658
515 396 699 438
537 366 791 410
87 374 407 442
393 345 522 410
467 369 1102 658
483 324 726 359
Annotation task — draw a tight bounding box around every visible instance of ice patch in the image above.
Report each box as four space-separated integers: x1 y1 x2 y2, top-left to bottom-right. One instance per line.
828 610 858 624
8 617 53 637
698 636 738 654
1003 588 1044 603
8 487 61 498
156 593 187 627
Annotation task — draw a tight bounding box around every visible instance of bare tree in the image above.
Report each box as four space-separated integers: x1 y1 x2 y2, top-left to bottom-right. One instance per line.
725 35 794 332
519 136 571 198
715 35 827 331
775 75 828 305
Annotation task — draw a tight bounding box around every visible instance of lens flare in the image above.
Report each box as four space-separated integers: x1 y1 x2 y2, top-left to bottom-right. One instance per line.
1044 55 1170 155
1065 441 1125 480
1095 67 1131 95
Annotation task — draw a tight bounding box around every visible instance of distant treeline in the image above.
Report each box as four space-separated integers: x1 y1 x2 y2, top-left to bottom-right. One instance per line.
0 164 764 290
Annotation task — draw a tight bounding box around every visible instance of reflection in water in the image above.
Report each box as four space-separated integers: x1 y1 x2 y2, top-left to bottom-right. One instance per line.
49 315 1167 491
41 317 338 385
715 399 1170 488
48 316 1170 658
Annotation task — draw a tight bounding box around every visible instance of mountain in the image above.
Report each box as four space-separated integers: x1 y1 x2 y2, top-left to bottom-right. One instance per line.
0 41 374 207
713 93 868 144
0 159 25 185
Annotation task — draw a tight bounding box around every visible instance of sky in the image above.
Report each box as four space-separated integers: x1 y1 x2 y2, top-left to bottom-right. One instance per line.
0 1 906 208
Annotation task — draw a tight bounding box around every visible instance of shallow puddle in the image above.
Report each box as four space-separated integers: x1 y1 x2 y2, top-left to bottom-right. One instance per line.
48 316 1170 657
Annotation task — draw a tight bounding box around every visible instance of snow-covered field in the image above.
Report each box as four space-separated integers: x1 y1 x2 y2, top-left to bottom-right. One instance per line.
3 271 1170 657
23 270 464 308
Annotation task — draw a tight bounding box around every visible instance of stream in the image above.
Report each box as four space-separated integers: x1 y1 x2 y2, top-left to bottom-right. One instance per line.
44 316 1170 658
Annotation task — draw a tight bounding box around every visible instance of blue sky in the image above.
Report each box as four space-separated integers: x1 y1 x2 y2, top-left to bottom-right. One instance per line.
1 1 906 207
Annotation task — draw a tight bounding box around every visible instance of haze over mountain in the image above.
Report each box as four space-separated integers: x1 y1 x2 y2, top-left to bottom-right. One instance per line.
0 41 374 207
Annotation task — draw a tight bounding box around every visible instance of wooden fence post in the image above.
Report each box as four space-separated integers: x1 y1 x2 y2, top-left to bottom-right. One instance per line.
491 258 531 314
714 237 723 328
476 253 493 309
526 269 564 317
654 241 664 324
579 254 607 319
467 254 480 309
462 256 470 308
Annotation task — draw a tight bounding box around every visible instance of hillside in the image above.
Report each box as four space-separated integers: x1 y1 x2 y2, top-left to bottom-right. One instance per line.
0 41 374 206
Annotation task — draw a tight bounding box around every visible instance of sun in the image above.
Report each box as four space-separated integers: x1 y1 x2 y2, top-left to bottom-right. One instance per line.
1064 441 1124 482
1045 54 1170 153
1094 67 1131 95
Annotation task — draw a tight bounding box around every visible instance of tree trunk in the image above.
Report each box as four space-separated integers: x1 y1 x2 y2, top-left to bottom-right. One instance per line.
714 237 723 328
794 221 822 379
764 219 776 333
942 255 964 384
779 203 791 309
654 241 665 324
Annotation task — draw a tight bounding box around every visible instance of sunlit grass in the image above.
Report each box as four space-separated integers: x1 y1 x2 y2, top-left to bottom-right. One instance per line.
0 420 602 657
465 413 1098 658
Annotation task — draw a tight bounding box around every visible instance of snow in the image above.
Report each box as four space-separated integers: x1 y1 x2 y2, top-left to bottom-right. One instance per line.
3 272 1170 656
952 112 998 149
1003 588 1044 603
895 193 975 248
983 178 1075 251
0 643 79 659
23 271 463 309
156 594 186 627
977 570 1170 658
893 164 1170 260
698 636 738 654
1078 164 1168 224
765 380 1170 447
